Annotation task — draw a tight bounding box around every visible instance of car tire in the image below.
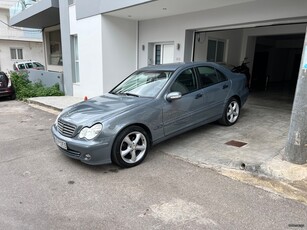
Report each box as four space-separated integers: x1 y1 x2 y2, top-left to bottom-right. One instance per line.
111 126 149 168
219 97 240 126
10 93 16 100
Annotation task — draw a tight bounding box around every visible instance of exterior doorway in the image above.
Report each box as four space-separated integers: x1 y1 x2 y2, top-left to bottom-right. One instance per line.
154 43 174 65
251 34 304 98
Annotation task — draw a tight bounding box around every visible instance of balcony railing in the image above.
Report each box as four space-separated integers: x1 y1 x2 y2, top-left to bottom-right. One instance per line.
7 0 42 40
10 0 41 18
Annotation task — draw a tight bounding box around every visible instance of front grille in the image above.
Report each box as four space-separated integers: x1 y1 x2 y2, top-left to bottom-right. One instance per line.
57 119 77 137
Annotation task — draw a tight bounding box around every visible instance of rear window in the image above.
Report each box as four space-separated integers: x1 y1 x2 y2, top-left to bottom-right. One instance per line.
0 73 7 80
0 73 8 85
33 62 44 67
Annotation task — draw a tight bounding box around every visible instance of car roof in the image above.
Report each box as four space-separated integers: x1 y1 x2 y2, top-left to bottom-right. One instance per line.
138 62 228 72
140 62 188 71
14 60 39 64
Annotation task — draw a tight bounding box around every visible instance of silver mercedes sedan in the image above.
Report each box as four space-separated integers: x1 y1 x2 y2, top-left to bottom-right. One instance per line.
51 62 249 167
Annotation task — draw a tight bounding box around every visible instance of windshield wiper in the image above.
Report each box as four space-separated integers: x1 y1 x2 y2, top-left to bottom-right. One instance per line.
123 92 139 97
114 91 139 97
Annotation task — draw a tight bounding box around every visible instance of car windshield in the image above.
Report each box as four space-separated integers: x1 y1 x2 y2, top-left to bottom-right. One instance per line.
110 71 173 97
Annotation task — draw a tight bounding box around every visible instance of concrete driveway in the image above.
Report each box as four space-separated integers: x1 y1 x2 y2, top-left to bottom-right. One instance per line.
156 93 292 172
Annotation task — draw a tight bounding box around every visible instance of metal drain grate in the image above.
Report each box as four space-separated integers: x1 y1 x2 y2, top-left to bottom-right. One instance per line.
225 140 247 148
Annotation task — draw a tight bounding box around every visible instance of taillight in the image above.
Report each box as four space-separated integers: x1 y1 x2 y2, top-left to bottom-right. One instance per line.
8 79 12 87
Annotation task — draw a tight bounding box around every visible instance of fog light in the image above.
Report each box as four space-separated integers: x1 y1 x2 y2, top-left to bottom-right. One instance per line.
84 154 91 161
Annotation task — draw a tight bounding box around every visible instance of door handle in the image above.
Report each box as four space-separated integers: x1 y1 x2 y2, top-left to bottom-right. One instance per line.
223 84 229 89
195 93 203 99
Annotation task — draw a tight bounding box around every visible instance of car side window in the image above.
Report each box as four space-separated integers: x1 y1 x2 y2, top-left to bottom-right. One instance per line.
197 66 227 88
170 69 197 95
26 63 33 68
18 64 25 70
216 69 228 82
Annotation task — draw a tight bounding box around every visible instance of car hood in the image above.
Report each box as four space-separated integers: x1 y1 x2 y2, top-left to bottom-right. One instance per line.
59 93 152 126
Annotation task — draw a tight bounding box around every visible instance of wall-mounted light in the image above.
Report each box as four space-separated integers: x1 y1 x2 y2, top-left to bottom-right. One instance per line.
142 45 145 51
177 43 180 50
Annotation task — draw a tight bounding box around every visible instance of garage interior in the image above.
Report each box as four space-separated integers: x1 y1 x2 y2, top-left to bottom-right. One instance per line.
192 23 306 103
251 34 304 97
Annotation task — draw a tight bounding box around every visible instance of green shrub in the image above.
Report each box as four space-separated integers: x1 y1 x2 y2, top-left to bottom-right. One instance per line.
10 71 64 100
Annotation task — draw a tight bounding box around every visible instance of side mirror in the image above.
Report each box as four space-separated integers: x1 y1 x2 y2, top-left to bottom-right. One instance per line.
166 92 182 102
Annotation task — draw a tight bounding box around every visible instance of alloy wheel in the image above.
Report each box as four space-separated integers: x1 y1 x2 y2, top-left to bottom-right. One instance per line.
227 100 240 124
120 131 147 164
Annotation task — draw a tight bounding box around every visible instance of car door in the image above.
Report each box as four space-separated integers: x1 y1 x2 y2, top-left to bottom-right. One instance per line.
196 66 231 119
162 68 204 136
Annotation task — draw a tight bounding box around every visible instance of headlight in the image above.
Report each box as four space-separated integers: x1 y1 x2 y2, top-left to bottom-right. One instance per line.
79 123 103 140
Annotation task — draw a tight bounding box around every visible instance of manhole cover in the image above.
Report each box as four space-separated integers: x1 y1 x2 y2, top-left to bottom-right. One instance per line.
225 140 247 148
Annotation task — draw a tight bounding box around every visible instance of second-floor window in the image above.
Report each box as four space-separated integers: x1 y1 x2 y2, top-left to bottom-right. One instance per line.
10 48 23 60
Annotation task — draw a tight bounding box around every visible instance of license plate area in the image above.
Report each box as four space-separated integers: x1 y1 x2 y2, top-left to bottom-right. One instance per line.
54 136 67 150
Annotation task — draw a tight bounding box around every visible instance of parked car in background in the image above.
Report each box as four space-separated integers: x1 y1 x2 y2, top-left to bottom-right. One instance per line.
52 62 249 168
13 60 45 71
0 71 16 100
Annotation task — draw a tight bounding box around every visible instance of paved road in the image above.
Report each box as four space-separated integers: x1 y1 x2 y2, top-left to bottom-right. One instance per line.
0 100 306 230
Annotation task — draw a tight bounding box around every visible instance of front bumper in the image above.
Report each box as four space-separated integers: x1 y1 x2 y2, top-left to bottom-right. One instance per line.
51 124 114 165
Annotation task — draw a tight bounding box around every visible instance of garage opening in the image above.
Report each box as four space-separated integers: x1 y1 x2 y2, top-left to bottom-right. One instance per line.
191 23 306 102
251 34 304 99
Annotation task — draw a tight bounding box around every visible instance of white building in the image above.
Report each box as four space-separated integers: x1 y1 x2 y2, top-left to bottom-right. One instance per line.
10 0 307 98
0 0 43 73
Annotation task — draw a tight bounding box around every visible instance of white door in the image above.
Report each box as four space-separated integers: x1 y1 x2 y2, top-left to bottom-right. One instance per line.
162 44 174 64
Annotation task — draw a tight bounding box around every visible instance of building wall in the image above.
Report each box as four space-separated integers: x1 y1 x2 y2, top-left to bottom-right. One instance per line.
59 0 72 95
76 0 153 20
70 11 137 97
0 7 43 73
0 40 43 73
73 14 103 98
138 0 307 68
101 15 137 92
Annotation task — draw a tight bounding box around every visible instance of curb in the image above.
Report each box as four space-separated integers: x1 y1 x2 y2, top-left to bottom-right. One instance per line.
26 98 63 112
260 153 307 182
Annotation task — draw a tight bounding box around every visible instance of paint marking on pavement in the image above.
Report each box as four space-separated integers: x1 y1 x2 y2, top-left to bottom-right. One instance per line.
147 198 218 227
